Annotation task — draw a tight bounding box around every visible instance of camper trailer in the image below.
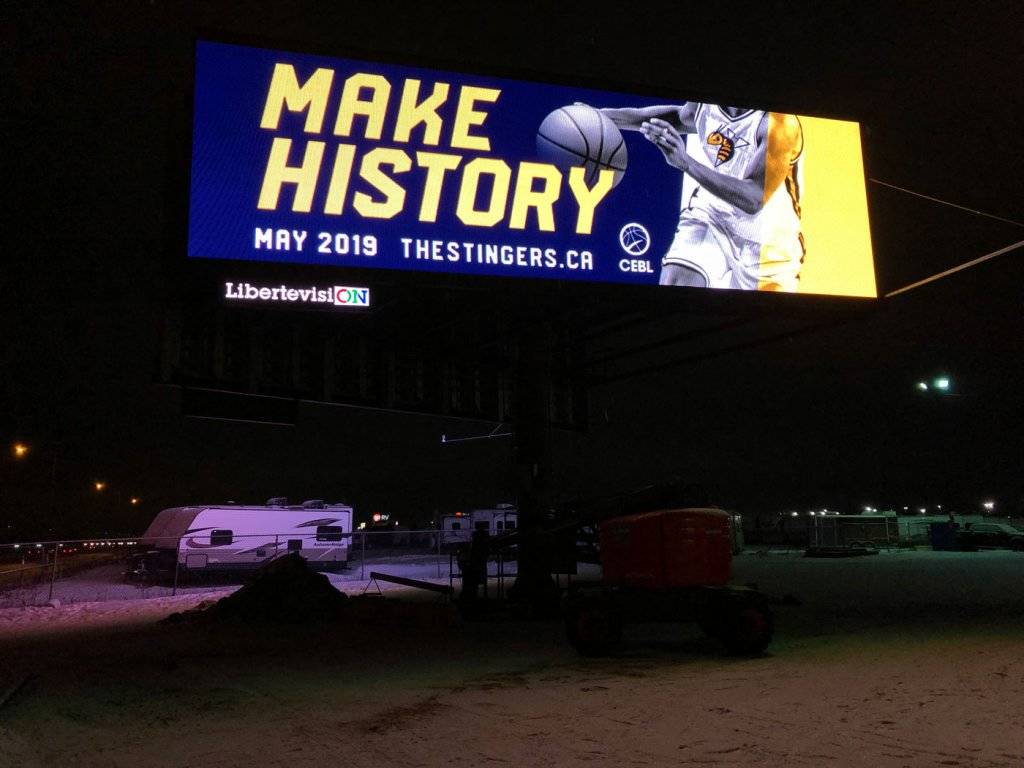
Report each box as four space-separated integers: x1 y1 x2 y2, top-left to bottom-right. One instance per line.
441 504 517 545
137 498 353 575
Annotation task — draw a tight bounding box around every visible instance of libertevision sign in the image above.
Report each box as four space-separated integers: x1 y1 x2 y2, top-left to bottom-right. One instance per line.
224 281 370 307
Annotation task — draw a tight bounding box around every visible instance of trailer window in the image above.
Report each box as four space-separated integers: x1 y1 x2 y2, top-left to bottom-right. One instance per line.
210 529 233 546
505 520 516 530
475 521 490 532
496 521 504 531
316 525 343 542
451 522 461 530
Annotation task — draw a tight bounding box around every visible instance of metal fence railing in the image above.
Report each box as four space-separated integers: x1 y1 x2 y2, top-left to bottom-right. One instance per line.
0 529 515 609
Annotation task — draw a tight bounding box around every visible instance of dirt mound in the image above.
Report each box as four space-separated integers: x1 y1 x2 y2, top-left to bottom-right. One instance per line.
0 728 41 768
169 554 349 624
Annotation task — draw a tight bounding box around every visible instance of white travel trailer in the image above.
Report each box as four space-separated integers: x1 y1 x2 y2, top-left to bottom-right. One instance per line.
138 498 353 573
441 504 517 544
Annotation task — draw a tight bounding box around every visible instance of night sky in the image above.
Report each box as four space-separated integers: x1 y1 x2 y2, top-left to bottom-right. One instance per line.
3 1 1023 540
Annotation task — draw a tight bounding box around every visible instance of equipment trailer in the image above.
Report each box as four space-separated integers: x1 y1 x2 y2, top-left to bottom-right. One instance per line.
564 508 773 656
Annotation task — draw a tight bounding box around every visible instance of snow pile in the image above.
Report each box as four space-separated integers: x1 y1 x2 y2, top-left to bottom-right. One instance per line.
0 727 40 768
168 554 349 624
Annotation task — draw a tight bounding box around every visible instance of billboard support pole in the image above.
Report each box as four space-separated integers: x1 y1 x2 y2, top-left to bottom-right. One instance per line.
506 324 560 617
48 545 59 603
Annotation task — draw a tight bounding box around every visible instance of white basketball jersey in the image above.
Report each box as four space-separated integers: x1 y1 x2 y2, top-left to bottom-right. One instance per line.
680 104 803 248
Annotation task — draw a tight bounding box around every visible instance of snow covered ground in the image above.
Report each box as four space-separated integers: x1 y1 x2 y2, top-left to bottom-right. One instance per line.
1 550 1023 767
0 553 469 609
735 547 1024 609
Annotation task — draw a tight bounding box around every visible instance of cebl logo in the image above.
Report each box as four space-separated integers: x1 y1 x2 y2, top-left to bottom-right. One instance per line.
333 286 371 307
619 223 650 256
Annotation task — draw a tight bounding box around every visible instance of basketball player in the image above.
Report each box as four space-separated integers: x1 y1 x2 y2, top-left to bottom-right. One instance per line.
600 103 803 291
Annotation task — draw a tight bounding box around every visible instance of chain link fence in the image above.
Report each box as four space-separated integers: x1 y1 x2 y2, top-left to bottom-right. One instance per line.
0 530 511 609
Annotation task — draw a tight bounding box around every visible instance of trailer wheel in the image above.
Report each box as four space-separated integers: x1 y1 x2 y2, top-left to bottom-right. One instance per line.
565 594 622 656
700 598 773 656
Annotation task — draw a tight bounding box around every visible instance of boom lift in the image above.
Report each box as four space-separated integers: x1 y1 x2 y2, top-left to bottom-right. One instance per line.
455 482 773 656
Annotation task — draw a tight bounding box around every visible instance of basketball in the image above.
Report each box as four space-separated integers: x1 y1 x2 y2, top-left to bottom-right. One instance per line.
536 104 627 187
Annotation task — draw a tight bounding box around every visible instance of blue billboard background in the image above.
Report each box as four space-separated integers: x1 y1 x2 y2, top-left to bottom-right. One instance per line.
188 40 684 284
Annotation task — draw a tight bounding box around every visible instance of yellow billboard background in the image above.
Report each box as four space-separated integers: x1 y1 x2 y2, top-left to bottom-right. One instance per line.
796 116 876 297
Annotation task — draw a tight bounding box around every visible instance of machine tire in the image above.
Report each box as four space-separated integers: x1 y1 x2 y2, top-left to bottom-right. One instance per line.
700 596 774 656
957 534 978 552
565 594 623 656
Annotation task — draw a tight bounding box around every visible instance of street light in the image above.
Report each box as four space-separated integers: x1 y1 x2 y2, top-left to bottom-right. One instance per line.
94 481 106 492
983 500 995 511
916 377 954 394
130 497 139 505
13 443 29 458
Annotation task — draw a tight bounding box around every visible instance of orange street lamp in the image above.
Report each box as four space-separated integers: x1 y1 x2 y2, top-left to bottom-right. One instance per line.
130 497 139 505
94 481 106 492
13 443 29 458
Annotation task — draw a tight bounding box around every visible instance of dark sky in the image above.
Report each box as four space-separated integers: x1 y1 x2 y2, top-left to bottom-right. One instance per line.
3 1 1023 538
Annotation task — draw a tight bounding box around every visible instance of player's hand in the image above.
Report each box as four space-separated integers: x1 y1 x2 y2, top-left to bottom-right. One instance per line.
642 118 688 171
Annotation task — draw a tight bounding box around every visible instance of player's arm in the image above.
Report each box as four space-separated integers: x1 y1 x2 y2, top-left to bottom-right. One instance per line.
757 113 802 204
599 103 696 133
644 112 801 214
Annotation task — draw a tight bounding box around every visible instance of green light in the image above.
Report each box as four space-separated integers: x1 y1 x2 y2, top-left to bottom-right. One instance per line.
934 377 950 390
916 381 928 391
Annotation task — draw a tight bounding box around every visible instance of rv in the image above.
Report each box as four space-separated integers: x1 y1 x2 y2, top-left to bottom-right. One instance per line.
137 498 353 575
441 504 517 545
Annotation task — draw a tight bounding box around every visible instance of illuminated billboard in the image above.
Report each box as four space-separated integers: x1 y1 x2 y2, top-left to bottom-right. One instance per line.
189 41 876 297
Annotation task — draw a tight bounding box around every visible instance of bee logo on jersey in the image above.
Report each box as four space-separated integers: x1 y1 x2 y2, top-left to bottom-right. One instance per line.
706 126 749 167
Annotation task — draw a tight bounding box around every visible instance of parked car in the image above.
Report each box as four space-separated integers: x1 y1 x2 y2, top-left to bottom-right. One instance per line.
957 522 1024 551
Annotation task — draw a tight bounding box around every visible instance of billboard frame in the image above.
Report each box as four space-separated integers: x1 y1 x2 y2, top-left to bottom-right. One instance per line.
168 29 879 312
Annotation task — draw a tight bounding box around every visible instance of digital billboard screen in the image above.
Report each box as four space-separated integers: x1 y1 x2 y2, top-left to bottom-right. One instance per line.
188 40 876 297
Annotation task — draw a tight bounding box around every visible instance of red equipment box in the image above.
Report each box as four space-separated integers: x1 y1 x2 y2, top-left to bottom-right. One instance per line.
599 508 732 589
